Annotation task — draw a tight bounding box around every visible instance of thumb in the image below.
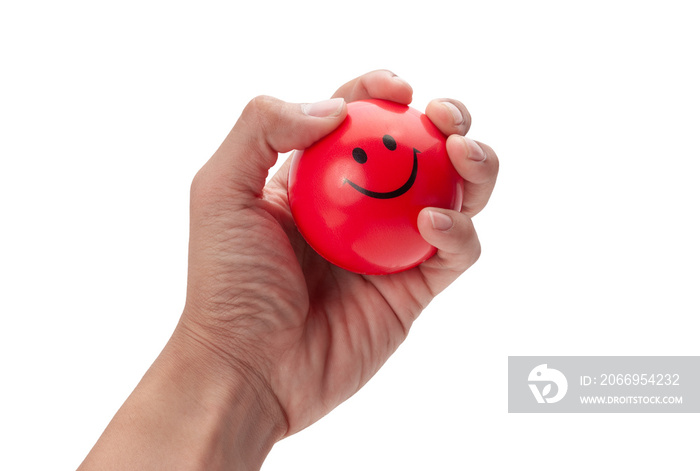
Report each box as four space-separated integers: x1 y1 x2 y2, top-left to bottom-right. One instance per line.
196 95 346 203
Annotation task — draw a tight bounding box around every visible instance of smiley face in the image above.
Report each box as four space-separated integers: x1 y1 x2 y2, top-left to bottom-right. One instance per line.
288 99 462 275
344 135 420 199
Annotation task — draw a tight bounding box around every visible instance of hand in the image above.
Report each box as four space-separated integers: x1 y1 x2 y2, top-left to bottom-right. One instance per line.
180 69 499 435
78 70 499 470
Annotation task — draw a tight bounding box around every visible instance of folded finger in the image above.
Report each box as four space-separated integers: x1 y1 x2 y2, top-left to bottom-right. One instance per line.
331 69 413 104
446 135 499 218
416 208 481 295
424 98 472 137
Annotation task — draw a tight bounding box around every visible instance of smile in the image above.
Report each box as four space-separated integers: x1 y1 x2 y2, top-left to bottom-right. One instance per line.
345 148 420 199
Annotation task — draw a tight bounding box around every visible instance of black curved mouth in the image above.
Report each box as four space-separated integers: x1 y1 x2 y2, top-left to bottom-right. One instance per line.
345 148 420 199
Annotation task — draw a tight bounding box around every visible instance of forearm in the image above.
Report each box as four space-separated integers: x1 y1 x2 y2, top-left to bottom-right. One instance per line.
78 327 286 471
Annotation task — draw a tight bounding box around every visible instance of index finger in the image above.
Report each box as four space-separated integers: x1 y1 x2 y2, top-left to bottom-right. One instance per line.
331 69 413 104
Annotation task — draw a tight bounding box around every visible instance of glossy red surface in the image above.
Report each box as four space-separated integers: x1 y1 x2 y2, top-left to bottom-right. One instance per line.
288 99 463 274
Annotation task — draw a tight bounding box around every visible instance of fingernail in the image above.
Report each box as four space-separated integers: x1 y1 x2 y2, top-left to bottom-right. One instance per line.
428 210 453 231
464 137 487 162
443 102 464 125
302 98 345 118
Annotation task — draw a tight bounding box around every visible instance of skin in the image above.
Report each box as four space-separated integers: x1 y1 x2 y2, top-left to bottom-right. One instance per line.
78 70 499 471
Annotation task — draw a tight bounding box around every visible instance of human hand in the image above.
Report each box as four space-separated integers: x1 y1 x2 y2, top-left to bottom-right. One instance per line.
78 70 498 471
178 69 499 437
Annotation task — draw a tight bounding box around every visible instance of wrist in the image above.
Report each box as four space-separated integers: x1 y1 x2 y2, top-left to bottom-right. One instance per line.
155 325 288 469
80 322 287 471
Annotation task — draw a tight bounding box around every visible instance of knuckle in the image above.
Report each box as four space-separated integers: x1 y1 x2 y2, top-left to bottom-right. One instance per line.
243 95 281 127
242 95 286 148
471 237 482 264
189 167 215 208
486 145 500 175
475 141 499 178
462 108 472 132
246 94 276 111
459 221 481 268
481 142 498 162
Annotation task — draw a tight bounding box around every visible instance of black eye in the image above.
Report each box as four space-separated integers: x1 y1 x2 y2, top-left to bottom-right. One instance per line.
382 134 397 151
352 147 368 164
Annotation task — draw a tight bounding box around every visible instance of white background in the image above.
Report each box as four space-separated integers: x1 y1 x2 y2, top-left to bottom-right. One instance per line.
1 1 698 469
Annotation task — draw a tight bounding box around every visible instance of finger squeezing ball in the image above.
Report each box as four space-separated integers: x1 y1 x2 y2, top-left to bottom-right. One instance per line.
288 99 463 275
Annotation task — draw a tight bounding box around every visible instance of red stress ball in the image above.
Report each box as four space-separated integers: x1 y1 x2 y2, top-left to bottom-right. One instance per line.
288 99 463 275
